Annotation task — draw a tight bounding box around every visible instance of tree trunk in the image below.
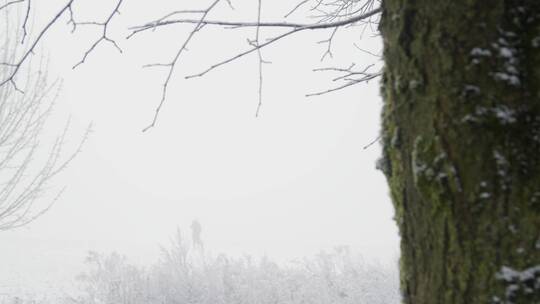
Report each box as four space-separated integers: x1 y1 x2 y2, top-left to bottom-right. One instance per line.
379 1 540 303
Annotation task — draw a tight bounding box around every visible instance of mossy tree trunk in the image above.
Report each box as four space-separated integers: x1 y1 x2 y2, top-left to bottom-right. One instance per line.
379 1 540 303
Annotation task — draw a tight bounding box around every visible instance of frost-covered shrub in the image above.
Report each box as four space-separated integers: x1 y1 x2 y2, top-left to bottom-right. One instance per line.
70 231 400 304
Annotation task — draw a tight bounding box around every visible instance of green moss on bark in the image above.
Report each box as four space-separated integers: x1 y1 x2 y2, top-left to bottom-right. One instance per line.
380 0 540 303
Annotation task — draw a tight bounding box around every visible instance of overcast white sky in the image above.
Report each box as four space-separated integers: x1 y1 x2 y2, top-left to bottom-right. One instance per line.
0 0 399 291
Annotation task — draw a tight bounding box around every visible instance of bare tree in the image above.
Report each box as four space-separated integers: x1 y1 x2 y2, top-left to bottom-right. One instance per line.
129 0 382 131
0 6 88 230
0 0 381 131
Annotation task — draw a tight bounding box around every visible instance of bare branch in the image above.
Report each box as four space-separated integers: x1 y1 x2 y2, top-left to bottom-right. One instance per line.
353 42 381 57
0 0 24 12
1 0 124 86
0 0 76 89
307 64 381 97
130 1 381 128
128 7 382 38
21 0 30 43
72 0 123 69
184 7 381 80
362 135 381 150
142 0 223 132
66 4 77 32
0 5 90 230
224 0 234 10
318 26 339 61
254 0 265 117
284 0 310 18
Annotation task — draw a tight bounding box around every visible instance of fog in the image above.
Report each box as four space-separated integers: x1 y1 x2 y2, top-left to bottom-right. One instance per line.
0 0 399 301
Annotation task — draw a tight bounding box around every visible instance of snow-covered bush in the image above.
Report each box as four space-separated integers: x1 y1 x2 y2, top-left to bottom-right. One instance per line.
70 230 400 304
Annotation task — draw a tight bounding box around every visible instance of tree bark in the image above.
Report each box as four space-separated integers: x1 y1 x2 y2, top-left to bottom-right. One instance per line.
379 1 540 303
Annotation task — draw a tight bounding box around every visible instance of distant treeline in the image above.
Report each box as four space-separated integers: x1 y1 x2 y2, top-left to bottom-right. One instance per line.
4 230 400 304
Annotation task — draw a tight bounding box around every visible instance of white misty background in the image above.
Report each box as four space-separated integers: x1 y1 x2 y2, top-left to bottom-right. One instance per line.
0 0 400 302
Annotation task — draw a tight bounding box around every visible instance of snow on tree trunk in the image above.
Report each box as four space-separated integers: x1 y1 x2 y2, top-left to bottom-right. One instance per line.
379 1 540 303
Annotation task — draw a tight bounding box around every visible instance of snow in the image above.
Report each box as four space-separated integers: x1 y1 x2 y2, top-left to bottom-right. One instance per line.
462 106 517 125
497 265 540 283
479 192 491 199
493 72 521 86
532 37 540 48
498 47 514 58
493 151 508 169
493 106 517 124
485 35 519 86
496 264 540 302
413 161 431 181
470 48 492 57
463 85 480 95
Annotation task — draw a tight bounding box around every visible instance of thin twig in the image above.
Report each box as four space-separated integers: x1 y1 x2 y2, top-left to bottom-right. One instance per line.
318 26 339 61
0 0 24 12
284 0 310 18
132 1 382 129
254 0 264 117
362 135 381 150
21 0 30 44
72 0 123 69
0 0 76 90
185 8 381 79
142 0 223 132
307 63 381 97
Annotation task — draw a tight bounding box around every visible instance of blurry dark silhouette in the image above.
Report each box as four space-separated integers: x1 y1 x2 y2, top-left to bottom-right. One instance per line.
191 220 203 251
